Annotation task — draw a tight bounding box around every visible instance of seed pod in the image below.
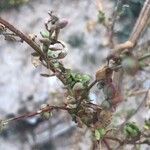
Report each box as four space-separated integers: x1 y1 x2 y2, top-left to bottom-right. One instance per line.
121 56 139 75
56 19 68 29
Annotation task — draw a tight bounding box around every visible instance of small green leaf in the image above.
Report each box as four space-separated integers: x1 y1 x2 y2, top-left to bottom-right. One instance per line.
95 129 101 140
98 128 106 138
97 11 105 24
94 128 106 140
53 62 60 68
40 31 49 38
81 74 91 85
124 122 140 137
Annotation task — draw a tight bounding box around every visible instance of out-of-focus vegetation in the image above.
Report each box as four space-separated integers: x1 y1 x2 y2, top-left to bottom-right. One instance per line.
114 0 145 41
0 0 29 11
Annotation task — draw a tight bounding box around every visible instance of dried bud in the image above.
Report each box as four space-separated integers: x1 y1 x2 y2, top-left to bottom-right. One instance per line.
49 43 63 51
56 19 68 29
121 56 139 75
0 120 7 133
40 38 51 45
0 23 5 32
4 35 16 42
28 34 37 41
96 65 112 81
40 104 52 120
31 56 41 67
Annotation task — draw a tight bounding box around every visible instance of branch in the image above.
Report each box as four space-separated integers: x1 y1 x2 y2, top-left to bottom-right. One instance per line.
0 17 66 84
113 0 150 54
119 87 149 131
110 0 150 94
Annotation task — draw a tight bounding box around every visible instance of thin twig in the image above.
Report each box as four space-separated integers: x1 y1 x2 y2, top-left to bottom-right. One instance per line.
119 87 150 131
1 105 70 125
103 138 112 150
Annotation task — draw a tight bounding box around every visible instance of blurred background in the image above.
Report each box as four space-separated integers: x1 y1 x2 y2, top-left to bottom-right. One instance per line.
0 0 149 149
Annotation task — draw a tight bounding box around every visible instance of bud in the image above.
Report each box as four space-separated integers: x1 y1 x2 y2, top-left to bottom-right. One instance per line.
49 43 63 51
121 56 139 75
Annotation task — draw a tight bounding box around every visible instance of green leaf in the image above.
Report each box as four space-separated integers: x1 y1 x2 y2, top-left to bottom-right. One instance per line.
95 129 101 140
98 128 106 138
53 62 60 68
47 50 59 59
124 122 140 137
40 31 49 38
97 10 105 24
81 74 91 85
94 128 106 140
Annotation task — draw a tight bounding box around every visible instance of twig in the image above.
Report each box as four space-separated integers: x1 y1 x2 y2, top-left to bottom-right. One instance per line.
139 53 150 61
1 105 70 125
105 136 123 145
108 0 122 48
128 89 150 97
105 136 150 146
87 79 97 91
103 138 112 150
119 87 150 131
